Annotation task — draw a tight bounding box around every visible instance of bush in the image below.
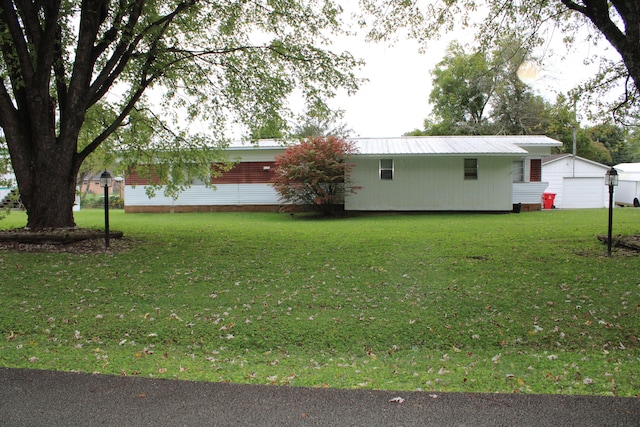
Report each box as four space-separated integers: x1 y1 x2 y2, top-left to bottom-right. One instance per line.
272 136 361 215
80 194 124 209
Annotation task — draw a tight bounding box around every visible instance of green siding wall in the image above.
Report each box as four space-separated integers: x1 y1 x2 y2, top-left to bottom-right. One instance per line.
346 156 514 211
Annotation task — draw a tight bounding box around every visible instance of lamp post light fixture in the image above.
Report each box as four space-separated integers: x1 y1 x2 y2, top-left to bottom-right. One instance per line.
605 167 618 257
100 170 113 248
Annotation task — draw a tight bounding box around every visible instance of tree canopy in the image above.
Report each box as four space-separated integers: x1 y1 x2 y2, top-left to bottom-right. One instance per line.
0 0 361 228
427 42 494 135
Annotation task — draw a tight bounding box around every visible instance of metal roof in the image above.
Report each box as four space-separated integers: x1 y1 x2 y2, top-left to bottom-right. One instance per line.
349 136 535 156
226 139 290 150
614 163 640 173
543 154 609 169
224 135 562 156
507 135 563 147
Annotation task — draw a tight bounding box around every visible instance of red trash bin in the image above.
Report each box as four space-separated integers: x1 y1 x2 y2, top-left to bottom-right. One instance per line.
542 192 556 209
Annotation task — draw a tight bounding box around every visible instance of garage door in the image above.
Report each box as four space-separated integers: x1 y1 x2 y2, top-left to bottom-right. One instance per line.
562 177 605 208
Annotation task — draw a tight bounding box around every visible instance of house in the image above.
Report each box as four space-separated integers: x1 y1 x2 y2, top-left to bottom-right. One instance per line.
614 163 640 207
346 136 560 212
123 135 562 213
79 173 124 198
541 154 611 209
124 140 286 213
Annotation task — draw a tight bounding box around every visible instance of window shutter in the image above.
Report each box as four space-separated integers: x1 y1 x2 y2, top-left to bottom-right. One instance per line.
530 159 542 182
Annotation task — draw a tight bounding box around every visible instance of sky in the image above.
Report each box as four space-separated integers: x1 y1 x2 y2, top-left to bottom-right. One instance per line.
330 36 438 137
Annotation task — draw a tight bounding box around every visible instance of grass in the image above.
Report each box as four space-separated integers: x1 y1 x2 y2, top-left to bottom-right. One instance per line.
0 208 638 396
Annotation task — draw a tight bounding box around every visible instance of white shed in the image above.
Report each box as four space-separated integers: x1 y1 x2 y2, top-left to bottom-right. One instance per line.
614 163 640 207
542 154 610 209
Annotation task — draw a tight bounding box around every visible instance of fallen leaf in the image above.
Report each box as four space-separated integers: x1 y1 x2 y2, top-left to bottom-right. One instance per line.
389 396 405 403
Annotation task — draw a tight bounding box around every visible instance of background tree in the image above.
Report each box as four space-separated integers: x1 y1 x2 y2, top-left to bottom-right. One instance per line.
250 116 287 140
545 95 612 164
272 136 360 215
426 42 494 135
489 38 553 135
0 1 361 229
292 110 352 138
412 40 553 137
587 122 635 165
627 126 640 161
249 109 351 140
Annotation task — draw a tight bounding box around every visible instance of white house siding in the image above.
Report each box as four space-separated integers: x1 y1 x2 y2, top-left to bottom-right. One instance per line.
542 155 609 208
346 156 514 211
125 184 280 212
512 182 549 205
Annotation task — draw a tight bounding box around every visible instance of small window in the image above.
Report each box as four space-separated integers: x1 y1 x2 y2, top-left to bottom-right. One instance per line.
380 159 394 180
512 160 524 183
464 158 478 180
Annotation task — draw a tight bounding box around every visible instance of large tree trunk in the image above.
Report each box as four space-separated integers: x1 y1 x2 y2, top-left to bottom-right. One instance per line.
20 167 78 230
5 99 81 229
0 1 93 230
9 137 80 229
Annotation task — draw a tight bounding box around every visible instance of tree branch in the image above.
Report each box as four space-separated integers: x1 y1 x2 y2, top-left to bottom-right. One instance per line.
0 80 19 132
77 83 149 166
559 0 588 15
0 0 36 87
52 23 68 114
13 0 43 48
561 0 627 53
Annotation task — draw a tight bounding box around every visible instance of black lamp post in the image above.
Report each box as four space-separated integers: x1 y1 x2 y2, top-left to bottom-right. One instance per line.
100 170 113 248
605 167 618 257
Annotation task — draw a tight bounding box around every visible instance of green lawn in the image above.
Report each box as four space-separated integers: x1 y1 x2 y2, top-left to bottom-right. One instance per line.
0 209 638 396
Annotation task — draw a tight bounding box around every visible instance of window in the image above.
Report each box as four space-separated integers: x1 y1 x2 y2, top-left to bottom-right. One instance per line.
512 160 524 183
464 158 478 180
380 159 394 180
530 159 541 182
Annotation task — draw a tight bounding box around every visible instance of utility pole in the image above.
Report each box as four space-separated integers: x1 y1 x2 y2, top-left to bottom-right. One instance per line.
572 97 577 177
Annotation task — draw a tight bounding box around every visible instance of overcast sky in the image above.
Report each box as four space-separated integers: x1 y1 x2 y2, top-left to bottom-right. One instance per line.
330 35 446 137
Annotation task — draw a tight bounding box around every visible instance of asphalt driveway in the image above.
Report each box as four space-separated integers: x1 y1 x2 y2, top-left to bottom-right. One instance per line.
1 367 638 426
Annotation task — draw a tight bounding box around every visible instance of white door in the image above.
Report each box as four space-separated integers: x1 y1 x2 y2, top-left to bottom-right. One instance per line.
562 177 605 208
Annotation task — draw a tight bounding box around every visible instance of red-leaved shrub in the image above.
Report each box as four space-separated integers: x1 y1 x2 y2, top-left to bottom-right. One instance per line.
272 136 360 215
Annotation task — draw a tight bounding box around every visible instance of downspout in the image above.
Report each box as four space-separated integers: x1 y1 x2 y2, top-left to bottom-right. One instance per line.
572 98 577 178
